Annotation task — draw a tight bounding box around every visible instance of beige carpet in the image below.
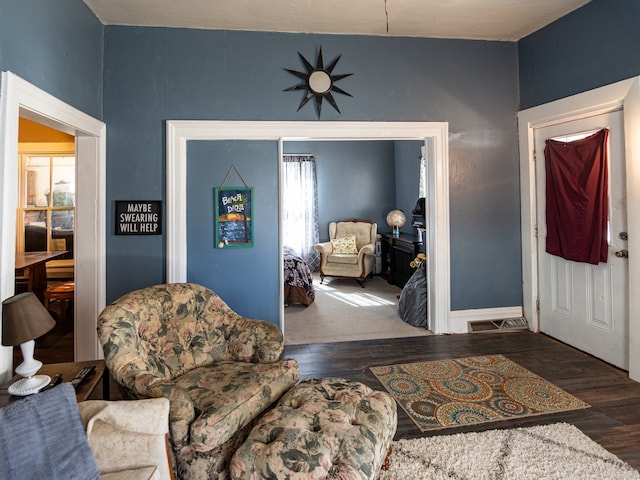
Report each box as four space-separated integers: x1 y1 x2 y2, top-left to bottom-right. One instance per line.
284 274 430 345
380 423 640 480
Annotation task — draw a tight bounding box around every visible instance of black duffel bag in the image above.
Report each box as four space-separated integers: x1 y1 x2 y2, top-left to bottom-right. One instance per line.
398 262 428 328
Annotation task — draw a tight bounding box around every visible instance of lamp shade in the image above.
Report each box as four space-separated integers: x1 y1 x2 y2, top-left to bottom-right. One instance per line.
2 292 55 347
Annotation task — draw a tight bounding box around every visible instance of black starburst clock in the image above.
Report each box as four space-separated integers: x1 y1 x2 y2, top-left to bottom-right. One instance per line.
284 48 353 119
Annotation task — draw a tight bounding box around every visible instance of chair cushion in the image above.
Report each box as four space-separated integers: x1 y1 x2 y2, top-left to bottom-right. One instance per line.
327 253 359 265
0 383 100 480
331 235 358 254
175 359 300 451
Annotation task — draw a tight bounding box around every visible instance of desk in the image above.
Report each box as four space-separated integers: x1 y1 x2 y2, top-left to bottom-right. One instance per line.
15 251 68 300
0 359 108 407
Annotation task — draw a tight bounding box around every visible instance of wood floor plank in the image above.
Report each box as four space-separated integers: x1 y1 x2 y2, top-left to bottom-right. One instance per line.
28 327 640 471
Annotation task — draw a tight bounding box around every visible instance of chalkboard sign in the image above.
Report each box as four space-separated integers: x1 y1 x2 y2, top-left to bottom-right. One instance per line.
214 187 253 248
115 201 162 235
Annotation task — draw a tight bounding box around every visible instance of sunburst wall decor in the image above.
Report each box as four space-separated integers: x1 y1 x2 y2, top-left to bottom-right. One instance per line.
284 48 353 119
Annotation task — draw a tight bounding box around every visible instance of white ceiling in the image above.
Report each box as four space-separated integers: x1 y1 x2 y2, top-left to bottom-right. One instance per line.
82 0 591 42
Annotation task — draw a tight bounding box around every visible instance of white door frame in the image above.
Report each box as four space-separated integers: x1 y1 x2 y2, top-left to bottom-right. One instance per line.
518 76 640 381
165 121 451 334
0 72 106 383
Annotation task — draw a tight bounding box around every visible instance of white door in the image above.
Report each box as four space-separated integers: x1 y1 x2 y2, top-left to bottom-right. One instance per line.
534 110 628 369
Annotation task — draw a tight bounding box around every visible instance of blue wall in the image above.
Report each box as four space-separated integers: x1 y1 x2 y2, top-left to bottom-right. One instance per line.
104 27 521 320
4 0 639 322
0 2 522 318
0 0 104 119
283 140 397 240
518 0 640 109
103 27 521 315
187 141 280 321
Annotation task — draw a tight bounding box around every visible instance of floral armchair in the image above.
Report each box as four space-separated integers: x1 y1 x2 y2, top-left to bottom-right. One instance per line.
97 283 300 480
314 220 377 287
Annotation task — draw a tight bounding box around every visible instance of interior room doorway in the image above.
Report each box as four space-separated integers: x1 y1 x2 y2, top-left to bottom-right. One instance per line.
16 118 77 362
281 138 429 344
0 72 106 383
165 120 451 335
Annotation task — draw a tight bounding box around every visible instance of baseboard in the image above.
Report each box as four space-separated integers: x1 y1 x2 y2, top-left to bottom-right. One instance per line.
449 306 524 334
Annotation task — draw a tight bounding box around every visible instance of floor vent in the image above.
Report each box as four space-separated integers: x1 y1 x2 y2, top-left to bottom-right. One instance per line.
469 317 529 333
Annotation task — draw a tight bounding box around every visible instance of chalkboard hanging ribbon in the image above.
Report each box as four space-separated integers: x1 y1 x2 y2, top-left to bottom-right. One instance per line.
219 164 250 189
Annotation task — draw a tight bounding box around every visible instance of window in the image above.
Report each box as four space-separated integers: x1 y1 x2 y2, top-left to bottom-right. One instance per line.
549 129 611 244
282 154 320 270
18 152 75 258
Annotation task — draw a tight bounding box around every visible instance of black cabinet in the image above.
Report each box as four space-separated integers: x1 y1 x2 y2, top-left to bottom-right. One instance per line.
380 233 423 287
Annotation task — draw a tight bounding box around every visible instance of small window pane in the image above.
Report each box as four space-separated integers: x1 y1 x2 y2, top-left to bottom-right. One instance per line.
24 211 48 251
51 157 75 207
25 157 50 207
51 209 74 230
51 211 74 259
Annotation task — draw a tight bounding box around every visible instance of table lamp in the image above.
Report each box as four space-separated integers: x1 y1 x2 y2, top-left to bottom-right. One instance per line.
386 209 407 237
2 292 56 395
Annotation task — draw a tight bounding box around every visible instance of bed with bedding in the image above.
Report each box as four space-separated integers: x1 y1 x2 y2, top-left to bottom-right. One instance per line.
283 246 315 306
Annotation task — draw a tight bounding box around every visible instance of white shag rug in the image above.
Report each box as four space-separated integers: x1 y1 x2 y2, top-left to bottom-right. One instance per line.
380 423 639 480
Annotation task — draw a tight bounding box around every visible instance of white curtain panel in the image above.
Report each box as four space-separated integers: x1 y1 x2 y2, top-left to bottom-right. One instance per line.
282 155 320 270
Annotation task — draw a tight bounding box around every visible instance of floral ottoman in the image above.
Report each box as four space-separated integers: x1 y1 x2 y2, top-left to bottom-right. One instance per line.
230 377 397 480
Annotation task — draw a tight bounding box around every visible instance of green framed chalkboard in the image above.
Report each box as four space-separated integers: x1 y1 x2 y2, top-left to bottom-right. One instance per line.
214 187 253 248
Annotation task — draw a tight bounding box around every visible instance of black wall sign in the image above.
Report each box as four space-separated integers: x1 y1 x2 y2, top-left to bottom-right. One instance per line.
115 201 162 235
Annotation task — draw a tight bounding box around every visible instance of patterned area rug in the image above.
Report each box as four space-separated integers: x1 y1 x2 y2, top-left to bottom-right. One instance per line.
379 423 640 480
370 354 589 431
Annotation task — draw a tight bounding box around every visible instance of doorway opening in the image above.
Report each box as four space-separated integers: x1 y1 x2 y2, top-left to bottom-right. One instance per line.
15 118 76 364
165 120 451 335
0 72 106 384
281 138 430 344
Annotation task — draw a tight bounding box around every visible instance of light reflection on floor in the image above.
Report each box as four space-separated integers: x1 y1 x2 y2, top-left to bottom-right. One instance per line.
315 282 396 307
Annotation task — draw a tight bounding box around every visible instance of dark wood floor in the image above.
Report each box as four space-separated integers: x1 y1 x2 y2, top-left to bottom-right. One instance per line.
27 326 640 470
285 331 640 470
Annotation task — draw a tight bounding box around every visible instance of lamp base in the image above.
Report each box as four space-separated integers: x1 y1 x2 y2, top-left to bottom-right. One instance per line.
8 375 51 396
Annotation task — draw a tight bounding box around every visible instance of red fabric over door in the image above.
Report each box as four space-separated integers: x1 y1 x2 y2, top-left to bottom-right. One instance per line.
544 128 609 265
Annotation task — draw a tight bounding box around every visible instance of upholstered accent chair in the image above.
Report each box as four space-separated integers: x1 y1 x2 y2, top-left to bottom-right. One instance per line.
97 283 300 480
315 220 377 287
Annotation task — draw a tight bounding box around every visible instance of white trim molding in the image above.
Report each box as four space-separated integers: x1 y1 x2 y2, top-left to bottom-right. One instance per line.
0 71 106 383
518 76 640 381
166 121 452 334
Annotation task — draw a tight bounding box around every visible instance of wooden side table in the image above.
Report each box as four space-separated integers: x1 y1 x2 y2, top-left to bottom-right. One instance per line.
0 359 108 407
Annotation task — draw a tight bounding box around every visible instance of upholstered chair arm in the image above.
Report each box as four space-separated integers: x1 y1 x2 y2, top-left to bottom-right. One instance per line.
123 371 196 451
227 317 285 363
315 242 332 271
78 397 172 480
78 397 170 435
314 242 332 255
359 243 374 256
